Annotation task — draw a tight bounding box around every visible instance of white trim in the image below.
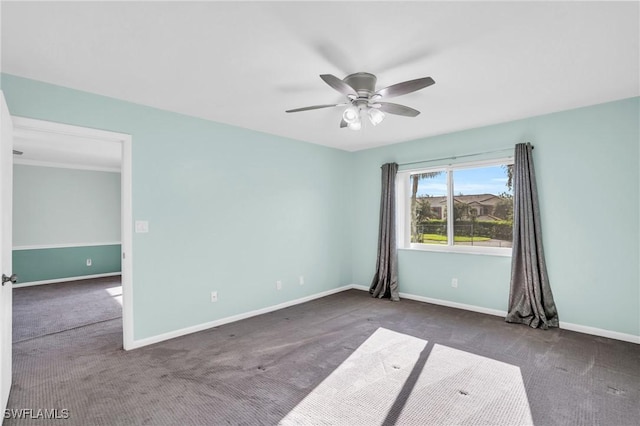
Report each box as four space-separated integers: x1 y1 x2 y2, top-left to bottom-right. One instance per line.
127 285 353 350
559 321 640 344
13 242 121 250
351 284 507 316
401 245 512 257
446 169 454 241
121 133 134 350
13 272 121 288
14 158 120 173
399 290 508 317
351 285 639 344
351 284 370 291
401 156 514 174
447 157 514 170
396 171 410 249
12 116 127 143
124 284 639 350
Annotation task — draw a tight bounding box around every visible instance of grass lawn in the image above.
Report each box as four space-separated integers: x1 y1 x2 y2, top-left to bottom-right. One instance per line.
421 234 491 242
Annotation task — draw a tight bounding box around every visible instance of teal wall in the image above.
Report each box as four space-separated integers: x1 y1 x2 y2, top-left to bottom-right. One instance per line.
2 74 353 340
3 73 638 340
13 165 121 246
12 165 121 283
13 244 121 283
351 97 640 336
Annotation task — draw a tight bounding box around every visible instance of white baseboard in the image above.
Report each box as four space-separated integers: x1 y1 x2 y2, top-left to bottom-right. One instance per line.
127 283 639 350
350 284 507 317
350 284 639 344
399 291 508 317
351 284 370 292
128 285 354 350
558 321 640 344
12 272 122 288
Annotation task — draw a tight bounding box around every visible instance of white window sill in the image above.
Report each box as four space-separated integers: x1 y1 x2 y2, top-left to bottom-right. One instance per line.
399 244 512 257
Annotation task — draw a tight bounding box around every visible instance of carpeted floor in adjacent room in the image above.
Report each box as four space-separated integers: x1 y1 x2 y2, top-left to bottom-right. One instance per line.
6 278 640 425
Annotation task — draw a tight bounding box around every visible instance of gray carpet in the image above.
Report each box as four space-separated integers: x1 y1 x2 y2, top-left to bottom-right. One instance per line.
12 277 122 342
281 328 534 425
6 280 640 425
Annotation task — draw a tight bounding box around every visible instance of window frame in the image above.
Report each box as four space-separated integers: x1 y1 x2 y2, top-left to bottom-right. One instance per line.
396 157 514 257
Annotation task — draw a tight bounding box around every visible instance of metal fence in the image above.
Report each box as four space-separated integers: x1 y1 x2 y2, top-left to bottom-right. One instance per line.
416 222 513 247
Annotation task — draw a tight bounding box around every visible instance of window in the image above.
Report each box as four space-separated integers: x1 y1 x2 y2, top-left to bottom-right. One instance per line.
397 158 514 256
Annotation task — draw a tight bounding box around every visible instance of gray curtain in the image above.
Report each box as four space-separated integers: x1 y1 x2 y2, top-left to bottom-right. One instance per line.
506 143 559 329
370 163 400 301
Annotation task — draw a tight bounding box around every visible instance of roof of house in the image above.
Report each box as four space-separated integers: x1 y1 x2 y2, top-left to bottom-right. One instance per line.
417 194 503 205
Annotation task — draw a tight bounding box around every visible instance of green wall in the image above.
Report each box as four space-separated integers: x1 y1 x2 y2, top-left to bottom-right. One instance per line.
2 74 353 341
351 97 640 336
13 244 121 283
13 165 121 246
3 73 638 340
12 165 121 283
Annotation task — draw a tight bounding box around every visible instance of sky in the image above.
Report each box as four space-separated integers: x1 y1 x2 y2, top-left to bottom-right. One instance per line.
415 165 512 197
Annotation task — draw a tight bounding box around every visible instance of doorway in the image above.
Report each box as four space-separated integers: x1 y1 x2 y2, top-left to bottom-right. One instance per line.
11 117 133 349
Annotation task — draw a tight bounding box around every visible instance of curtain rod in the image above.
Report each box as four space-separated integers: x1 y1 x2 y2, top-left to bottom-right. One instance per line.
397 145 533 167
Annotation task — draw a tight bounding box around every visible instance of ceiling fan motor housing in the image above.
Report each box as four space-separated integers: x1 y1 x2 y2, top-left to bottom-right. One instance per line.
344 72 377 98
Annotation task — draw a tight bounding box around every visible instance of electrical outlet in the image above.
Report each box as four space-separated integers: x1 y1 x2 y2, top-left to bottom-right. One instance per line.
451 278 458 288
299 275 305 285
276 280 282 290
210 291 218 302
86 258 92 267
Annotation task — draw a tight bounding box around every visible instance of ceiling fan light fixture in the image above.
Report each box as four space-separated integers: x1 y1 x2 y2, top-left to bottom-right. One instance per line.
367 108 385 126
342 106 360 124
347 120 362 131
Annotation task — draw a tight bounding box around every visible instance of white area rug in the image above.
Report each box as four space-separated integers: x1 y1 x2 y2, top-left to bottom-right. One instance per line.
281 327 533 425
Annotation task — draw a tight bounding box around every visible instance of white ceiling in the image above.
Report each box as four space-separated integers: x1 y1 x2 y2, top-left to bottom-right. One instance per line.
2 1 639 154
13 123 122 172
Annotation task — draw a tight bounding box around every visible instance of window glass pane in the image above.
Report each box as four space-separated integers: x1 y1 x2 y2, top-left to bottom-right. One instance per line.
410 171 448 245
452 165 513 248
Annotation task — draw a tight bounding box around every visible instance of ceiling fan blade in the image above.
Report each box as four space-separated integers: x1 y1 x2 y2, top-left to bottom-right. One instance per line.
375 77 435 99
320 74 357 97
377 102 421 117
286 103 347 113
340 119 348 128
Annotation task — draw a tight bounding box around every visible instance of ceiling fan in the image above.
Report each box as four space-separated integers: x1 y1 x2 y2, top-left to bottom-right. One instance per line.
285 72 435 130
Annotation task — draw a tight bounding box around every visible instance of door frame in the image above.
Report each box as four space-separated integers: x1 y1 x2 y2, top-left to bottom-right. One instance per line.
1 92 15 416
11 117 135 350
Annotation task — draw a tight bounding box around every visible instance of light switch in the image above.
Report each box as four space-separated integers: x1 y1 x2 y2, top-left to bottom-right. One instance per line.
135 220 149 233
